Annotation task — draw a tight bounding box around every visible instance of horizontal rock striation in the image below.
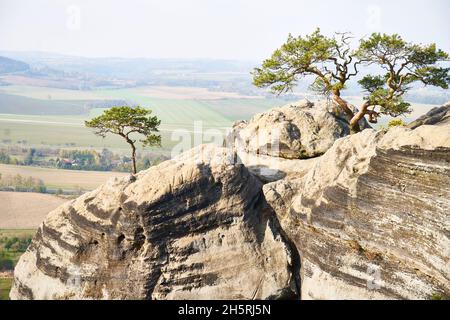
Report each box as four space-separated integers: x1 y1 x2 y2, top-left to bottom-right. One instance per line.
264 124 450 299
10 145 298 300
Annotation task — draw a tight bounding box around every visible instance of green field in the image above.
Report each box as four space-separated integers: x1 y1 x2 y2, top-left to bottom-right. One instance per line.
0 84 439 157
0 229 37 300
0 92 93 115
0 113 231 152
0 229 36 263
0 85 285 153
0 277 12 300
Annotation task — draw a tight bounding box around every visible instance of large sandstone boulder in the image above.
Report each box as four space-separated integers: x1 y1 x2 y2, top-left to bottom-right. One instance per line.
225 99 370 160
264 123 450 299
10 145 298 300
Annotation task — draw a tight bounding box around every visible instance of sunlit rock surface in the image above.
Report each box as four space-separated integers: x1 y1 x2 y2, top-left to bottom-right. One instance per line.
11 102 450 300
11 145 298 300
225 99 370 160
264 123 450 299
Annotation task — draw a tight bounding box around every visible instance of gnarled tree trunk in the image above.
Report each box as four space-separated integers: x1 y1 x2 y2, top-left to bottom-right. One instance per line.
332 92 361 134
349 101 373 134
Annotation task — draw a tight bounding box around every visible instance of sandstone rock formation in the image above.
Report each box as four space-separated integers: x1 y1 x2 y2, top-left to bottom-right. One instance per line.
10 145 298 300
225 99 370 160
264 123 450 299
408 102 450 129
11 101 450 300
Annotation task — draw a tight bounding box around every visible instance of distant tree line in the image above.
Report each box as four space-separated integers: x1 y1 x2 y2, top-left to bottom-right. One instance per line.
0 151 11 164
0 235 32 271
0 173 47 193
0 146 167 172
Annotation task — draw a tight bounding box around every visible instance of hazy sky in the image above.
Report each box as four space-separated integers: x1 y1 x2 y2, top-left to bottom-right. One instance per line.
1 0 449 60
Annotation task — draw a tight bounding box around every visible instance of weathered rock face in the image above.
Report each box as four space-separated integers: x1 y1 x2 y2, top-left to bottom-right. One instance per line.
264 124 450 299
225 99 369 160
408 102 450 129
10 145 298 300
11 101 450 300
